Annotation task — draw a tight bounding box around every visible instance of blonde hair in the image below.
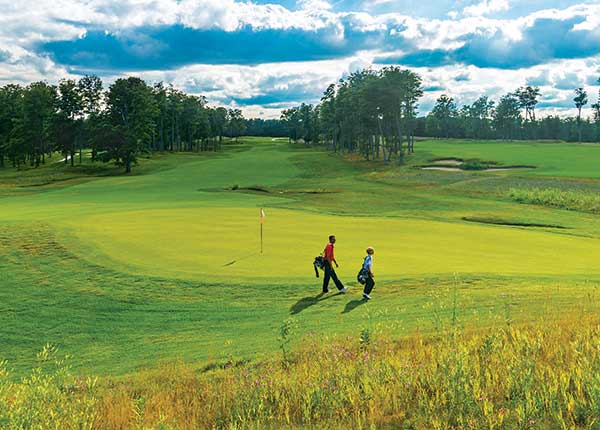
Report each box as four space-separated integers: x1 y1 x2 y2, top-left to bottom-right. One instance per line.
366 246 374 254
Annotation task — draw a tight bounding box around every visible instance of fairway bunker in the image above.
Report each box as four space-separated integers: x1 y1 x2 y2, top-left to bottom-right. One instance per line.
421 165 536 172
422 157 536 172
431 158 463 165
422 166 463 172
223 185 341 195
462 216 569 229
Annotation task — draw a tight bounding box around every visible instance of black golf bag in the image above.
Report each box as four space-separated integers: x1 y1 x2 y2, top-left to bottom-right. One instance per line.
313 256 326 278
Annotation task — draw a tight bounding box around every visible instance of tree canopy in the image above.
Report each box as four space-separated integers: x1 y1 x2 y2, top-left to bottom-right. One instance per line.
0 76 247 172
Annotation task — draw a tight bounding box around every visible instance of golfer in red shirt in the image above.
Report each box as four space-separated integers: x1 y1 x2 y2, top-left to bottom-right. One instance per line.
323 235 347 294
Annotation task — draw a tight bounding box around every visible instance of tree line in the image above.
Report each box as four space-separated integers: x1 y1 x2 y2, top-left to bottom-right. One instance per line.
281 74 600 161
0 77 247 173
282 67 423 163
421 81 600 142
3 72 600 172
244 118 289 138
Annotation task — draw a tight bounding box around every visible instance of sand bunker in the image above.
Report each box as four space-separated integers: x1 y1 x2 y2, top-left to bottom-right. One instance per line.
431 158 463 166
422 167 462 172
421 165 535 172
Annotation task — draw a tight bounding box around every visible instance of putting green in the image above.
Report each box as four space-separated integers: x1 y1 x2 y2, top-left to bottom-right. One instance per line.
64 207 600 283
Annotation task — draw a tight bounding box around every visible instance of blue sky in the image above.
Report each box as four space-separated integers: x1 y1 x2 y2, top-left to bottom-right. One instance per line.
0 0 599 117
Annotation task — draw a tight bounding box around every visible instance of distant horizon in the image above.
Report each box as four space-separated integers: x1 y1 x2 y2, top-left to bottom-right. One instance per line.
1 0 600 119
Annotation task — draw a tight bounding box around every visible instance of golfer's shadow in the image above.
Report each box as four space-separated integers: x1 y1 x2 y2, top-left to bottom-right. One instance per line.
290 292 341 315
342 299 367 314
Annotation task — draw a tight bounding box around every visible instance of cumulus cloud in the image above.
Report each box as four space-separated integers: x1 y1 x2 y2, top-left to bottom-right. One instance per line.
527 70 551 86
114 58 351 117
376 6 600 70
554 72 584 90
587 74 600 85
463 0 510 17
0 0 599 117
296 0 333 11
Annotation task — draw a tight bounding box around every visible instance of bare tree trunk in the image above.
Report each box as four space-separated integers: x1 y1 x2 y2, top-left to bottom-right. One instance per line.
395 115 404 164
384 136 391 163
377 119 388 163
578 108 583 143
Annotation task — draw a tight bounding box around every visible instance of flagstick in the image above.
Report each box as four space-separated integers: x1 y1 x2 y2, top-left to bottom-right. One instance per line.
260 208 263 255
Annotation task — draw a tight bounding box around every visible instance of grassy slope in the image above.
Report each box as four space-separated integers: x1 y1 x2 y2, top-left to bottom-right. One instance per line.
1 137 600 375
6 312 600 430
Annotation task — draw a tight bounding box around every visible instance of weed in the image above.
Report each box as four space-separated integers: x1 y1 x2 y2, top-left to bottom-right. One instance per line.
278 318 298 365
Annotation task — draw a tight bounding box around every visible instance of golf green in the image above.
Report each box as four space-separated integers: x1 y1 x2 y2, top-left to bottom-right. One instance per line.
66 207 600 283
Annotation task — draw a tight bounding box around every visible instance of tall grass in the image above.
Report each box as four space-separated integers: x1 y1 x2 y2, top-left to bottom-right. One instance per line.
509 187 600 213
3 314 600 429
0 344 97 429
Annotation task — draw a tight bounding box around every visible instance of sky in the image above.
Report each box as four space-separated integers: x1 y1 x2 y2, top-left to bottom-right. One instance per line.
1 0 599 118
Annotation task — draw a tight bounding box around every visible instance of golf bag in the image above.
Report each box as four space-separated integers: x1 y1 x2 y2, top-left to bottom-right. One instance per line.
313 256 326 278
357 268 369 285
357 256 369 285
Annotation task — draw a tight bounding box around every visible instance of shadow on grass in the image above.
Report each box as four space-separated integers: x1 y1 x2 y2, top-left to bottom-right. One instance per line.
342 299 367 314
290 292 342 315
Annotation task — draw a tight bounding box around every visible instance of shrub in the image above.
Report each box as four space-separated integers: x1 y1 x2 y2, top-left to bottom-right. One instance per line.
461 159 488 170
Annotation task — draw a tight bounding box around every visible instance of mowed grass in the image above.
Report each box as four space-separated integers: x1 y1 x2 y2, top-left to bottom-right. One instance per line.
67 207 600 282
416 139 600 178
1 137 600 375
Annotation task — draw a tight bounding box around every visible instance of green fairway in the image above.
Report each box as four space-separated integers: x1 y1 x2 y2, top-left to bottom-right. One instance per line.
416 139 600 178
2 137 600 375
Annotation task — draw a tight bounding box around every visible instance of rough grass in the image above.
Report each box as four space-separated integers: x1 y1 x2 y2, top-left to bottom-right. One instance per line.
4 309 600 430
508 187 600 213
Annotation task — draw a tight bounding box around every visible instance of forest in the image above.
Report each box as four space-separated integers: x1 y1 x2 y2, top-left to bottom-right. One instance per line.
0 77 246 173
1 70 600 172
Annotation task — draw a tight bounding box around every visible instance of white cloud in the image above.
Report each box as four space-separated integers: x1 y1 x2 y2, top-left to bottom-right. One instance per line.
0 0 599 118
296 0 333 11
463 0 510 17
